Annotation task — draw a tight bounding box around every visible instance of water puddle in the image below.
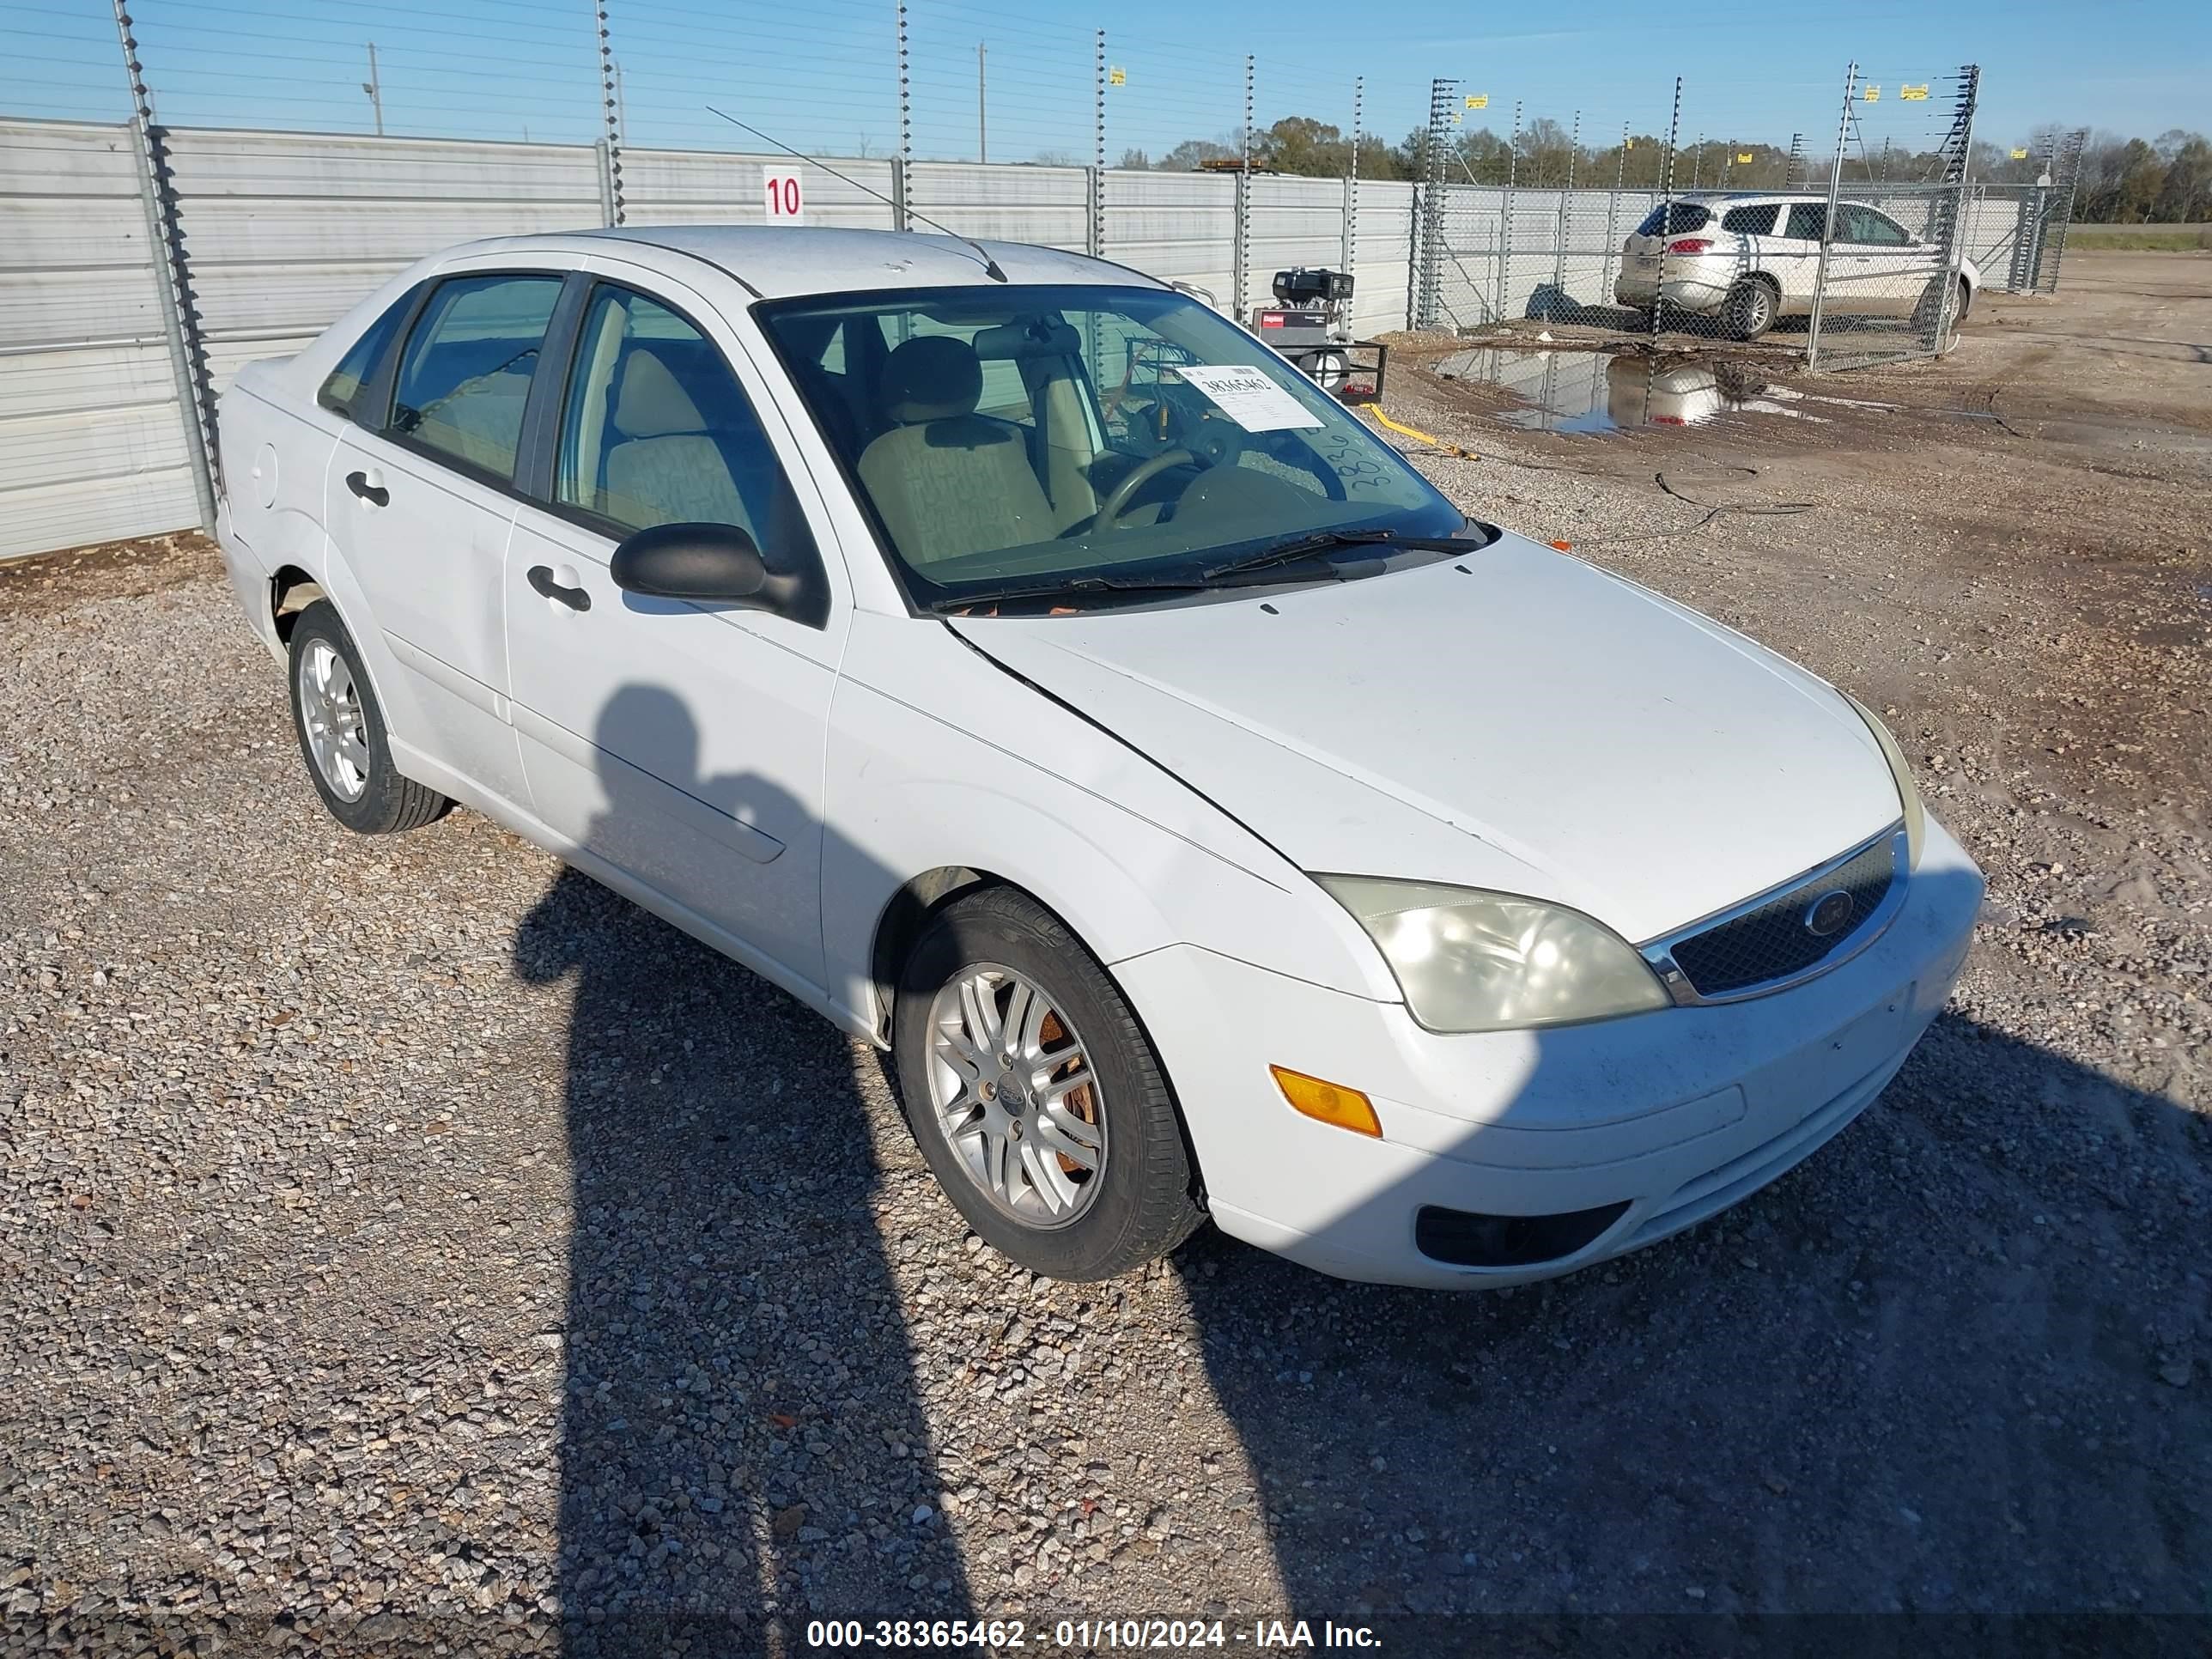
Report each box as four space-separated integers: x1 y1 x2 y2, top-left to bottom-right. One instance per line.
1431 348 1825 434
1430 346 2023 435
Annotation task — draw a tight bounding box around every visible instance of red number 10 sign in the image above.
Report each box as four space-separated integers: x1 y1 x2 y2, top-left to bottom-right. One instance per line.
763 168 805 223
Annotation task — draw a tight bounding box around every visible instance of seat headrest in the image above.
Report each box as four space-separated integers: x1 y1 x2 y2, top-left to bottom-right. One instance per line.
613 349 706 438
880 335 982 424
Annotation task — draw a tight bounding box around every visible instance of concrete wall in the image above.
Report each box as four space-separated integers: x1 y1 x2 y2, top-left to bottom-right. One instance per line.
0 119 199 561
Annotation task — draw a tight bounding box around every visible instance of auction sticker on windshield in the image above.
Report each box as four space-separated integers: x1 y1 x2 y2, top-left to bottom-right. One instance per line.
1171 364 1324 432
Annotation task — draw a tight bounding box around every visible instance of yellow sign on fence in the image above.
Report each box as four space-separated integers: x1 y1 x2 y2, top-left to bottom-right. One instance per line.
1737 151 1753 163
1863 85 1881 102
2011 147 2029 159
1900 84 1930 100
1108 65 1125 86
1466 94 1488 109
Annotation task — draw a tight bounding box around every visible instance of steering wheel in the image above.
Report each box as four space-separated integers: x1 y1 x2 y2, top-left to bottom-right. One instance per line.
1096 447 1194 529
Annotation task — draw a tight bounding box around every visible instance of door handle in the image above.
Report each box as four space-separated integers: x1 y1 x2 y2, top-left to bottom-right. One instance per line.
345 470 389 507
527 565 592 612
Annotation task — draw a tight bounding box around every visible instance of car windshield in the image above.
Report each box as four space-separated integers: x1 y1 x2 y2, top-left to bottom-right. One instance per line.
753 283 1468 611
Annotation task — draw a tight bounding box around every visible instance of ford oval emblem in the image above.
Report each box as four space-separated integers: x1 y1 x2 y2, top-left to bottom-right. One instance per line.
1804 890 1855 938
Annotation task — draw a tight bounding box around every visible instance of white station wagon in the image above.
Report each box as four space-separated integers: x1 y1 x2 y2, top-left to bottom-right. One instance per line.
216 227 1982 1288
1615 193 1982 340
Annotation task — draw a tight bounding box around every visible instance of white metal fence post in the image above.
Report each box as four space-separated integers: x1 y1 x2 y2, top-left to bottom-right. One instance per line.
1930 64 1979 349
1649 76 1681 357
1807 62 1856 370
593 0 624 225
112 0 216 533
1091 29 1105 257
1496 99 1519 322
895 0 913 229
1346 76 1362 277
1233 54 1253 319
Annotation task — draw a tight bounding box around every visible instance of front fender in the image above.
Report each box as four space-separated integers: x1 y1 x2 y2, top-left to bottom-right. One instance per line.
821 614 1401 1034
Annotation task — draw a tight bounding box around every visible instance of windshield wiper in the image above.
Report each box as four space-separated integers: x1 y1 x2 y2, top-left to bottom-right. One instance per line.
1193 526 1495 582
927 574 1214 614
930 528 1483 614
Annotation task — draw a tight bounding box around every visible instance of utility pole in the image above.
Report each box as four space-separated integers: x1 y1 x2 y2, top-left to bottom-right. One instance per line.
977 43 988 163
362 42 383 137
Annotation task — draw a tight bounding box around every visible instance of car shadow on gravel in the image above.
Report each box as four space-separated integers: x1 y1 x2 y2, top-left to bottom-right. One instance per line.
513 686 971 1653
1178 1003 2211 1637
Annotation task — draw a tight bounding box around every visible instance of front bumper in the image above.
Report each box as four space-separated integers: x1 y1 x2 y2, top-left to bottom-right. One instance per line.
1114 820 1984 1288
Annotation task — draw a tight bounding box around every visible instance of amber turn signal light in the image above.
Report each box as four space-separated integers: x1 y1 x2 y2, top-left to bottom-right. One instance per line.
1270 1066 1382 1138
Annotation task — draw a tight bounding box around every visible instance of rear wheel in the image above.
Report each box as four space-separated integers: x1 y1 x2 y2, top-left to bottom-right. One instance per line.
893 887 1204 1280
287 600 449 835
1723 277 1778 342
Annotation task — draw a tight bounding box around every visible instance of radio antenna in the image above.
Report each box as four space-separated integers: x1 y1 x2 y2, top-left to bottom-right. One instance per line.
705 106 1007 283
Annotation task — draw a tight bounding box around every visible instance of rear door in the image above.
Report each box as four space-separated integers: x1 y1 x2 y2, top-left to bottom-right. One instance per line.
1769 201 1830 312
1717 200 1783 301
327 270 565 807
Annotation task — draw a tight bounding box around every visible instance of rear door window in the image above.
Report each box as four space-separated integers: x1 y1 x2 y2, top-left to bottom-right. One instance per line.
1783 204 1829 240
389 274 563 482
1720 204 1780 236
1635 202 1711 237
1839 206 1911 246
318 289 417 423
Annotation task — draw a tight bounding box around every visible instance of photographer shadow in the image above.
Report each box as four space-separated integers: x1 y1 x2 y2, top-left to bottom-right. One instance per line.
514 684 971 1651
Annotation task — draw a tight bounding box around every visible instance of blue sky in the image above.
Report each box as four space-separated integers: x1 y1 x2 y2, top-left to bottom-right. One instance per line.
3 0 2200 162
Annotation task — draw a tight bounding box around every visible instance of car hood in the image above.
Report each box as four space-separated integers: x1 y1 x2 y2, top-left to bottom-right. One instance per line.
949 532 1902 944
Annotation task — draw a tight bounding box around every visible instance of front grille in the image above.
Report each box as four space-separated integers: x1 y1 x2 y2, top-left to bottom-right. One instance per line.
1668 835 1896 996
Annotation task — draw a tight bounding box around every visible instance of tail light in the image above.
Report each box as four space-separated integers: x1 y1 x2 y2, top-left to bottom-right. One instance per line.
1666 238 1712 254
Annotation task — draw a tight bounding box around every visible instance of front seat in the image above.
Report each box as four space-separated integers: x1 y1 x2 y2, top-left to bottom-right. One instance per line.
599 348 751 533
856 336 1054 568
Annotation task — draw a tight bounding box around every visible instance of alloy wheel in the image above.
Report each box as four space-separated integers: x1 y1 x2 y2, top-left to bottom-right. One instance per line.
297 638 369 802
925 963 1107 1228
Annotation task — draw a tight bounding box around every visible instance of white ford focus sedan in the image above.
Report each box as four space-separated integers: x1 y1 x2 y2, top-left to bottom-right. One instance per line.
215 226 1981 1288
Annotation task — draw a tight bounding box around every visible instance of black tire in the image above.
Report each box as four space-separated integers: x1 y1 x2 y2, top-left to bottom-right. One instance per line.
892 886 1205 1280
1723 277 1778 342
286 599 450 835
1915 274 1969 339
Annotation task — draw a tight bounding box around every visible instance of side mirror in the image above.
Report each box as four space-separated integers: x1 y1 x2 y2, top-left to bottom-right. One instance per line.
612 521 772 603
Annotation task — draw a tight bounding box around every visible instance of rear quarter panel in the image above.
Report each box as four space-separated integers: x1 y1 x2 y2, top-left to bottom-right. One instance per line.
216 368 343 653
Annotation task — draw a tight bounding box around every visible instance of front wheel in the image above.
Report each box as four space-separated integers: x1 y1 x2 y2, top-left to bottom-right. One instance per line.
893 887 1205 1280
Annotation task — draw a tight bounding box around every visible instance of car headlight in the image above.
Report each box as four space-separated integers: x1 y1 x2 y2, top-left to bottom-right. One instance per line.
1316 878 1670 1034
1841 693 1925 869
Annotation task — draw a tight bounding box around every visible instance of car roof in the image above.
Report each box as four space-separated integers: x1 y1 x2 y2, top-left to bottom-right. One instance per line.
491 225 1167 300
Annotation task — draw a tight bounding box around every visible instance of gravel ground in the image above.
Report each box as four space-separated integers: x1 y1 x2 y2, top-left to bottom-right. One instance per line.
3 273 2209 1654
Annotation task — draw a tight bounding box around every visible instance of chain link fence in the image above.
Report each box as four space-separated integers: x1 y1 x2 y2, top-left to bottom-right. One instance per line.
1409 64 2081 369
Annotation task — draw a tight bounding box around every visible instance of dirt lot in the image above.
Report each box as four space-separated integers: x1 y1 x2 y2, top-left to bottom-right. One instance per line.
1 252 2207 1655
